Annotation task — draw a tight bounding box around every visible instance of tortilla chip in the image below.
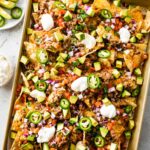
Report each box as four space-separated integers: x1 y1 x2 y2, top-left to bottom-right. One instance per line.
128 6 143 31
143 11 150 31
92 0 111 12
10 131 22 150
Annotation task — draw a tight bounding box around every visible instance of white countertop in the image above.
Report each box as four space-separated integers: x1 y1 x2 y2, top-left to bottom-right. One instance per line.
0 21 150 150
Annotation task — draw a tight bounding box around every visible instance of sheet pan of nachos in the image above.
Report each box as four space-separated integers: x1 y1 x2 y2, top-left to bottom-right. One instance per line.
3 0 150 149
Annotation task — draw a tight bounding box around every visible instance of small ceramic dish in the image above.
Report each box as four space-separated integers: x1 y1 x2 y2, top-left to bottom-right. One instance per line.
0 0 25 31
0 55 13 87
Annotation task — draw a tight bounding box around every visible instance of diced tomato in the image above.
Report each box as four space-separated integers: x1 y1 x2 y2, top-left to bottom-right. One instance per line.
57 18 64 27
118 108 124 114
59 10 66 15
52 119 57 125
50 148 57 150
23 129 29 135
14 104 21 110
115 78 122 84
64 91 71 99
107 82 113 88
27 97 34 101
94 101 102 107
89 67 95 72
68 57 77 64
71 75 78 81
107 121 115 130
68 126 73 131
17 84 22 92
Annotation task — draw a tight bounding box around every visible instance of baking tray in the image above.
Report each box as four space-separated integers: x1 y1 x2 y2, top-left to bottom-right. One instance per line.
2 0 150 149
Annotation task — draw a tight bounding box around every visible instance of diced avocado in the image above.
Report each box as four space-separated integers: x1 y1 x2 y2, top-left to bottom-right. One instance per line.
43 143 49 150
10 131 16 139
75 32 85 41
55 62 65 68
70 143 76 150
136 33 143 40
134 68 142 76
90 117 98 127
22 87 30 94
94 62 101 71
63 109 69 118
0 0 16 9
130 36 136 43
105 26 112 32
120 9 128 18
132 86 140 97
64 11 72 21
78 56 86 64
113 0 121 7
20 55 29 65
69 95 78 104
21 143 34 150
0 7 11 19
86 7 95 17
43 72 50 80
27 28 33 35
116 83 123 92
60 53 68 60
102 97 111 106
54 31 64 42
73 67 82 76
122 90 131 97
69 116 78 124
82 0 90 3
57 122 64 131
112 69 120 79
141 29 148 34
124 16 131 23
32 76 38 83
91 30 96 37
136 76 143 85
57 56 64 62
100 127 109 137
116 60 122 68
96 37 103 43
27 135 35 142
102 34 107 39
124 131 131 140
43 111 51 120
9 0 18 2
51 68 58 75
129 120 135 130
27 73 34 80
69 3 77 12
110 143 118 150
33 3 38 12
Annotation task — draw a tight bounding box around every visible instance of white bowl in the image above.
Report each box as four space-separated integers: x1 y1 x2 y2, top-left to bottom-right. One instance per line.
0 55 13 87
0 0 25 31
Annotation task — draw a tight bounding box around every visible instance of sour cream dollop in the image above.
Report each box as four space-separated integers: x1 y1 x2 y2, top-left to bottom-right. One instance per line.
37 126 56 143
76 141 89 150
41 14 54 31
100 104 117 118
82 33 96 49
71 77 88 92
118 27 131 43
30 89 46 101
0 55 13 87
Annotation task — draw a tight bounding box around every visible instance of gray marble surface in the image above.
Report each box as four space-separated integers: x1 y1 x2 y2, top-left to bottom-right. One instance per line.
0 22 150 150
